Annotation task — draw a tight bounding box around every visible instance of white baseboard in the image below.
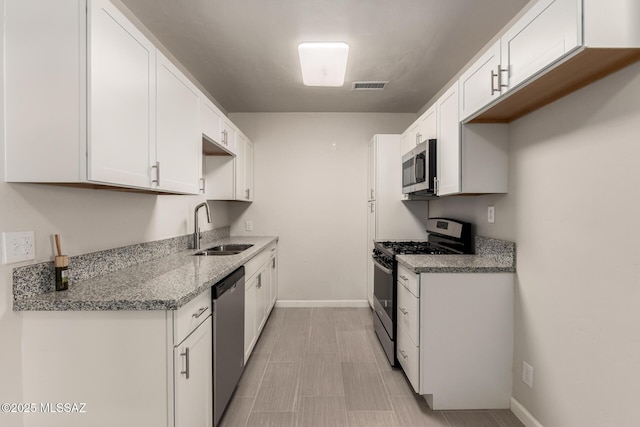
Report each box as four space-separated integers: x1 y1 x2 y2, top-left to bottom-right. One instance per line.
511 397 544 427
275 300 370 308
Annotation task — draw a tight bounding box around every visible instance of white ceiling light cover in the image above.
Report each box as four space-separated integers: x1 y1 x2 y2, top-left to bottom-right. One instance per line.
298 42 349 87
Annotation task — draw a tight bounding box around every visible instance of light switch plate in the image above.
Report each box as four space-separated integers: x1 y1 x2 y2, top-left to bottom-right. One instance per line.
245 220 253 231
2 231 36 264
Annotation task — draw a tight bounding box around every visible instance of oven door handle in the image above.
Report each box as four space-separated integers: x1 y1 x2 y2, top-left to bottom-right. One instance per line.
372 258 393 275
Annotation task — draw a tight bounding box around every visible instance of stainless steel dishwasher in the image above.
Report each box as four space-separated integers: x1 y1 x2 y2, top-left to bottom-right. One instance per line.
212 266 245 426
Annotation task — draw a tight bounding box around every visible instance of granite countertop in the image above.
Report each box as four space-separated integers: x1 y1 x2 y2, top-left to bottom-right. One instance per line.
13 236 278 311
396 236 516 274
396 254 515 273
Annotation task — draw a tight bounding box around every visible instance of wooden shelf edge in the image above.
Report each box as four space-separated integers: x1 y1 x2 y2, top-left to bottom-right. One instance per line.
468 48 640 124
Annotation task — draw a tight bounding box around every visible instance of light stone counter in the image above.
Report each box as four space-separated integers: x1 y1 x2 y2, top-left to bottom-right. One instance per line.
13 232 278 311
396 236 516 274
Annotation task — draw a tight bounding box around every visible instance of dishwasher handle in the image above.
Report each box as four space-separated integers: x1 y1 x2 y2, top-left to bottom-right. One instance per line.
212 266 245 299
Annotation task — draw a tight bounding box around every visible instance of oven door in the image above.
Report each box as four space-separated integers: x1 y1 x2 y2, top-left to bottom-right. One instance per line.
372 257 394 339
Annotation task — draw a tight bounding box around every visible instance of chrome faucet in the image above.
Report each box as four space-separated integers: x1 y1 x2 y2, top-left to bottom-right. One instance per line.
193 202 211 250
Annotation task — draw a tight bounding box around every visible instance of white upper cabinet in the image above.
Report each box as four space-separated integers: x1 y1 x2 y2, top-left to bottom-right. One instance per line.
417 106 437 144
500 0 580 91
221 117 237 154
6 0 210 194
465 0 640 123
201 96 232 154
88 0 156 189
436 83 461 196
401 106 437 156
401 122 418 155
459 41 503 121
234 135 254 202
204 129 254 202
436 82 509 197
156 52 201 194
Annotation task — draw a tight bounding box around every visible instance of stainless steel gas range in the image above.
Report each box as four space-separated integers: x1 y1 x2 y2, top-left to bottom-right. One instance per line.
372 218 472 366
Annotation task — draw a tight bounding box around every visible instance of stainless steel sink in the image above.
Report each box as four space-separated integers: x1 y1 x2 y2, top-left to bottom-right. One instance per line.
193 244 253 256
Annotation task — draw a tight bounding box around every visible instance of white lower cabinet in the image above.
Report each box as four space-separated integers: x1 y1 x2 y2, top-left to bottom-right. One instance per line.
397 320 421 393
243 243 278 363
174 317 213 427
395 264 514 410
20 289 214 427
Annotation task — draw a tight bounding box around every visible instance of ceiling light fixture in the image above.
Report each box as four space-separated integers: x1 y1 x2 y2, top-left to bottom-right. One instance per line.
298 42 349 87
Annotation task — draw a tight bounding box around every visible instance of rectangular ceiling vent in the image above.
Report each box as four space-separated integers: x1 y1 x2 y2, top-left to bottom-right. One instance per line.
352 81 388 90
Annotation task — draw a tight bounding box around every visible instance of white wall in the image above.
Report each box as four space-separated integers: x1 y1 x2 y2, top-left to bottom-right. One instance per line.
228 113 415 304
429 62 640 426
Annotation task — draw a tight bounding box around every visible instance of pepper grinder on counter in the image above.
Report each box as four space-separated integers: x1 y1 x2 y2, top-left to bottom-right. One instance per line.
54 234 69 291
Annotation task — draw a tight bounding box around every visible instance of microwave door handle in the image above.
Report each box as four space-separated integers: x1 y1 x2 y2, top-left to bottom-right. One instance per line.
413 156 419 185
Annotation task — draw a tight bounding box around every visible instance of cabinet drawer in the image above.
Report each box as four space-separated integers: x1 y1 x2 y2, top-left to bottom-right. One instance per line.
397 281 420 345
173 289 211 345
245 242 277 280
397 324 420 393
397 264 419 297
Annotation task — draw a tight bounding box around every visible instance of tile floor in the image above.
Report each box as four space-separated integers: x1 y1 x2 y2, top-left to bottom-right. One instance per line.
219 307 525 427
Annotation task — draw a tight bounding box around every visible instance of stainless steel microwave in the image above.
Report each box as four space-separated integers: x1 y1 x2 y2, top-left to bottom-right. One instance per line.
402 139 437 199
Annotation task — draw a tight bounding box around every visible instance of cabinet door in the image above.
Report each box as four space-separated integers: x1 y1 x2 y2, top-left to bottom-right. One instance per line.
201 97 223 146
156 52 201 194
88 0 155 188
256 270 270 333
174 317 213 427
459 41 502 121
269 249 278 310
367 139 376 201
221 118 237 154
417 106 437 143
244 276 257 363
436 82 461 196
501 0 581 91
366 200 376 308
234 135 246 200
244 140 255 201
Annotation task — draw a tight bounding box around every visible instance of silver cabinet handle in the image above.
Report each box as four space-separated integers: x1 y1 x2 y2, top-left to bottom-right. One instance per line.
399 275 408 282
272 258 276 269
370 189 374 200
192 306 208 319
257 275 262 289
151 161 160 186
498 66 509 90
370 202 375 213
399 307 408 315
180 347 190 379
246 188 250 200
399 349 408 359
199 178 205 194
491 66 509 95
491 69 499 95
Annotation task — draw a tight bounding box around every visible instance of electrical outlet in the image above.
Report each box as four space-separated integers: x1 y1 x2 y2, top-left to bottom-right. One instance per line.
488 206 495 224
245 220 253 231
1 231 36 264
522 361 534 388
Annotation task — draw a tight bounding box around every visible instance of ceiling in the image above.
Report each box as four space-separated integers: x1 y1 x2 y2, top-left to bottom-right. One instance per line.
121 0 531 113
